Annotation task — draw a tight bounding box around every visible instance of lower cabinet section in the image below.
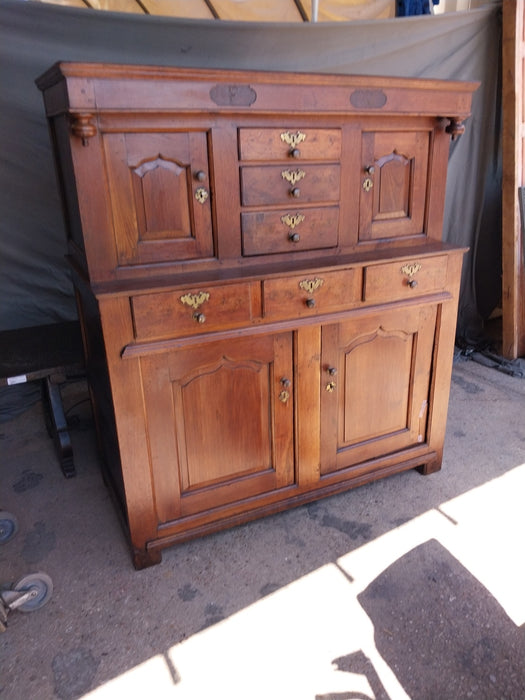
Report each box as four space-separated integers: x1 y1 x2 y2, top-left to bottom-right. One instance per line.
91 279 459 569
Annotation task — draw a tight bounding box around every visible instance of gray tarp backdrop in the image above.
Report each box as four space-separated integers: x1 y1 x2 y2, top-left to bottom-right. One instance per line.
0 0 501 413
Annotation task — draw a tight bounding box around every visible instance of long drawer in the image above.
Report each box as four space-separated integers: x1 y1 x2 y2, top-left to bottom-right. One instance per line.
263 267 362 321
131 281 262 341
364 255 449 303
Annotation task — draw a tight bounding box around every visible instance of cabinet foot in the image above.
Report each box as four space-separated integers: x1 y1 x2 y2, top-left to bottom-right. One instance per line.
132 548 162 570
416 460 442 476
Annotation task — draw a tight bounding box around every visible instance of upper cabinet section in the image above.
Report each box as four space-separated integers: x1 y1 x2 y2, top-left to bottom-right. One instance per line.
36 63 478 287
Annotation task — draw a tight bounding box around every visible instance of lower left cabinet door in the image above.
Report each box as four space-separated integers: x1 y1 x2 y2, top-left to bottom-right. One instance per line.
139 331 295 526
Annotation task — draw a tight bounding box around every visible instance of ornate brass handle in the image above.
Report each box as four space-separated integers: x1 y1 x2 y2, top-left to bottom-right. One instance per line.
180 291 210 310
401 263 422 277
299 278 324 294
280 131 306 149
281 213 305 230
281 169 306 186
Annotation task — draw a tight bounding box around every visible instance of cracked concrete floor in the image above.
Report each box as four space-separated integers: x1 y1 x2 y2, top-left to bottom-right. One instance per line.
1 358 524 700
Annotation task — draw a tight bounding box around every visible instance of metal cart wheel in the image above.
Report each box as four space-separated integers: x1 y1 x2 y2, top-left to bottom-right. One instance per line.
0 511 19 544
12 573 53 612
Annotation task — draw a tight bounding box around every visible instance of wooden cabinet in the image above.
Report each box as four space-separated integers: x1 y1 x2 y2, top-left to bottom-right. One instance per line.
37 63 477 568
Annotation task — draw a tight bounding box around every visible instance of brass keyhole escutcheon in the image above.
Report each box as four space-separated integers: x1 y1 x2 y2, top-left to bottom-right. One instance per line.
362 177 373 192
195 187 209 204
279 390 290 403
326 381 336 393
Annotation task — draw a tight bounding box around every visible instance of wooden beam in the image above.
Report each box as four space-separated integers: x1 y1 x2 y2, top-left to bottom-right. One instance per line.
502 0 525 358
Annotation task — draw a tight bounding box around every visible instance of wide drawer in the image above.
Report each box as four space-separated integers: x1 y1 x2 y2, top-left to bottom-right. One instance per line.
263 268 361 321
241 207 339 256
240 164 340 206
131 281 262 340
238 128 342 161
364 255 449 303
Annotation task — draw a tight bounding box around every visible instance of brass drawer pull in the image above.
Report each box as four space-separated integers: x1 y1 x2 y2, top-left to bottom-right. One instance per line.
305 298 316 308
192 312 206 323
407 279 418 289
289 233 300 243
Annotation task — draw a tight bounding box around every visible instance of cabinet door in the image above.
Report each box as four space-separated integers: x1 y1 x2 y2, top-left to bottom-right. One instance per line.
359 130 430 242
103 131 214 266
140 332 295 524
320 305 437 474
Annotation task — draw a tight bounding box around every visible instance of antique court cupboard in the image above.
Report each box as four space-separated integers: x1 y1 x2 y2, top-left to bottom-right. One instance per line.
37 63 477 567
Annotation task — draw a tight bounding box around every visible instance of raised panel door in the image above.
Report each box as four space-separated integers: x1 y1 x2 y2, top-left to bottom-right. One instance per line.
140 332 295 524
359 130 430 242
320 304 437 474
103 131 214 266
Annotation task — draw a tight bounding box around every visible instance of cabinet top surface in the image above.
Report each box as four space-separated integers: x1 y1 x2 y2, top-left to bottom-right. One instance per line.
36 61 478 117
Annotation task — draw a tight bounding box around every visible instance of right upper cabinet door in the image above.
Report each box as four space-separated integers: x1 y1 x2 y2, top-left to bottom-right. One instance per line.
359 130 430 243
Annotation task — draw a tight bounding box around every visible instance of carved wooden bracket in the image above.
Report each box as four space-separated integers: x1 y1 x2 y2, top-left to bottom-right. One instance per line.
437 116 465 141
446 118 466 140
70 113 97 146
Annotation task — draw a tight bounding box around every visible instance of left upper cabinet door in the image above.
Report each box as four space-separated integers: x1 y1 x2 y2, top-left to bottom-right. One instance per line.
103 131 214 266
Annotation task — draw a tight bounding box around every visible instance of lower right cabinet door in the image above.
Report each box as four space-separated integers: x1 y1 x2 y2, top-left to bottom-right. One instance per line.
320 304 438 475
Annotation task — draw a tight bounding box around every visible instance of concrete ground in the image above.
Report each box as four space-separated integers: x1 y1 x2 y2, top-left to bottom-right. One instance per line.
1 357 524 700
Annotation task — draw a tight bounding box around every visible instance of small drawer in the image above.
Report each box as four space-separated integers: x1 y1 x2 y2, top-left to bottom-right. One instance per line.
131 282 262 340
364 256 449 303
242 207 339 256
263 268 361 321
238 128 342 161
241 164 340 206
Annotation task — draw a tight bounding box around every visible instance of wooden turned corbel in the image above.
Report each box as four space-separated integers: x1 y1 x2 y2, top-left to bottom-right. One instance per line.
70 113 97 146
445 117 466 140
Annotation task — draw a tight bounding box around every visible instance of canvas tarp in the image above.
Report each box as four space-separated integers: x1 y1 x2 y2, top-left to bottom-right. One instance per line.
0 0 502 412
